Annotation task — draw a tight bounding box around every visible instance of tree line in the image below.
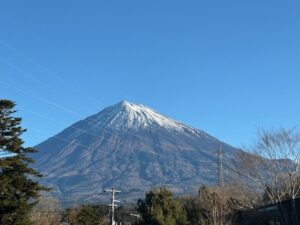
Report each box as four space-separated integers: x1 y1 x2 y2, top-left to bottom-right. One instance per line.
29 183 300 225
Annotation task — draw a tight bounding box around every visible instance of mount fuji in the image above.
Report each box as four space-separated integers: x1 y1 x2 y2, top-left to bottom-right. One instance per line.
34 101 240 204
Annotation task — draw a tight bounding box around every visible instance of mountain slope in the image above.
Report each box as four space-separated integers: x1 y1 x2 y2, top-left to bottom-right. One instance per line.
34 101 240 204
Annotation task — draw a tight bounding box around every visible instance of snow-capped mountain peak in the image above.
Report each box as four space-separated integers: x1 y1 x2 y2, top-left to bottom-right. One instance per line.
111 100 186 130
92 100 193 133
35 101 239 205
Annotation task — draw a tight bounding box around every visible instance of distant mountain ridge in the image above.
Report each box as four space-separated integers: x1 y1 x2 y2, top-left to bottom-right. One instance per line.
34 101 240 204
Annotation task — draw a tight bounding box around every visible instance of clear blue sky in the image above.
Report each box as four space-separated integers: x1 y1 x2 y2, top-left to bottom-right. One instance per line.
0 1 299 147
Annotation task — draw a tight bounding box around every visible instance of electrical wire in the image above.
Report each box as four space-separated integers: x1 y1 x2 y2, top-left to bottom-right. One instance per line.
0 39 101 106
0 76 220 167
0 39 238 197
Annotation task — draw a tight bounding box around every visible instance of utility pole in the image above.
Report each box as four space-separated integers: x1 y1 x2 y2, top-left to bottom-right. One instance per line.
217 144 224 225
217 144 224 187
105 187 121 225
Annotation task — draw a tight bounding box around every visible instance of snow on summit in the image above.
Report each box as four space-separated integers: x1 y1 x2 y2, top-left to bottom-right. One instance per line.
109 100 186 130
91 100 199 133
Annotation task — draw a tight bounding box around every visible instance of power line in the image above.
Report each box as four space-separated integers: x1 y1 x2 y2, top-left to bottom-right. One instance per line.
0 88 228 185
0 38 101 106
1 70 234 186
0 63 219 155
0 81 217 169
0 38 256 213
0 56 92 114
2 74 196 149
1 71 225 165
1 76 80 117
0 39 231 165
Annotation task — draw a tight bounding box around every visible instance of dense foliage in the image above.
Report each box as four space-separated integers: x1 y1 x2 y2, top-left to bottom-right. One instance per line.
64 205 107 225
137 187 187 225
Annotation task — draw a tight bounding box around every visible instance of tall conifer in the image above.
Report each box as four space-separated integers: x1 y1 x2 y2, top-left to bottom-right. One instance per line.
0 99 47 225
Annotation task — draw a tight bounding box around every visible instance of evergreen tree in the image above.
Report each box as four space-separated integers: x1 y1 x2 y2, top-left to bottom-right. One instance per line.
137 187 187 225
0 99 47 225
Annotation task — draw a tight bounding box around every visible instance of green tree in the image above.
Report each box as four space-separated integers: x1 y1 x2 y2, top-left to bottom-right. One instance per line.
64 205 107 225
137 187 187 225
0 99 47 225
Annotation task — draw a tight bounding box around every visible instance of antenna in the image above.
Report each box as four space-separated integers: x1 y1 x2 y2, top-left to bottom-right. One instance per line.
217 144 224 187
105 187 121 225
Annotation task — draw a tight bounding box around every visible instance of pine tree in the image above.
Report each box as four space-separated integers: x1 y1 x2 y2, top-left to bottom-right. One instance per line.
0 99 47 225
